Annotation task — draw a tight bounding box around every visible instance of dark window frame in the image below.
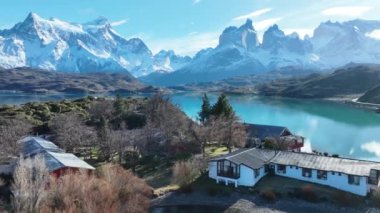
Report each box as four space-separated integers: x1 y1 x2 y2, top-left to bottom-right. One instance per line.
277 164 286 174
217 160 240 179
317 170 327 180
302 168 312 178
348 175 360 186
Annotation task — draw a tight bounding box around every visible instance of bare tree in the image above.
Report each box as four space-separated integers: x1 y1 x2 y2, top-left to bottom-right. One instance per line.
11 155 49 213
188 122 213 156
0 118 32 158
208 115 247 153
144 94 193 156
87 99 114 123
50 112 97 153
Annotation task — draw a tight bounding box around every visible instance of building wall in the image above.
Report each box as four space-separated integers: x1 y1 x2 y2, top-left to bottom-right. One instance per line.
274 164 368 196
239 166 267 186
208 161 268 187
208 161 217 179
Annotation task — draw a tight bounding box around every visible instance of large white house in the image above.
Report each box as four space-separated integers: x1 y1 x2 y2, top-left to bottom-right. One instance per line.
208 148 380 196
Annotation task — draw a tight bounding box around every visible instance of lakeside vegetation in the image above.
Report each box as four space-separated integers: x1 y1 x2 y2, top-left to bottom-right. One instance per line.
1 93 380 212
0 93 248 211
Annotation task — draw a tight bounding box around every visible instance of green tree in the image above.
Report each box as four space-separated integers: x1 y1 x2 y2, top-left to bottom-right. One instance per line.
198 93 211 123
113 94 126 117
211 93 234 118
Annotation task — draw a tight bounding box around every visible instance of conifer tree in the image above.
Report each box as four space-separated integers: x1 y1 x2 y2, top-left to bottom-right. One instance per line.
198 93 211 123
211 93 234 118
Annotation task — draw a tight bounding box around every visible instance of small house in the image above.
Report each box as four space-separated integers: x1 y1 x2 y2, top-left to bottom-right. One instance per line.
209 148 380 196
245 124 304 151
20 137 95 177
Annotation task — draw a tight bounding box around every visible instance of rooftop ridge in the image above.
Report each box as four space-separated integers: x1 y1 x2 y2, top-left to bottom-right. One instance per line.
276 149 380 164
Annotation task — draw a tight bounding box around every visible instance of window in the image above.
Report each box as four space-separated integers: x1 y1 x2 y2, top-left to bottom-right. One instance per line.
331 172 335 175
317 170 327 180
296 166 299 169
277 165 286 174
254 169 260 178
338 173 342 176
217 160 240 179
302 168 312 178
348 175 360 185
290 166 293 169
264 165 269 173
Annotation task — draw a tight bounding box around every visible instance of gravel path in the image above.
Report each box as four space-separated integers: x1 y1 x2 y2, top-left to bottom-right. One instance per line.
151 192 380 213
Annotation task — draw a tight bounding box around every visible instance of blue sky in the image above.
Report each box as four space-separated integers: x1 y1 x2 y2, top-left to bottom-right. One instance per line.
1 0 380 56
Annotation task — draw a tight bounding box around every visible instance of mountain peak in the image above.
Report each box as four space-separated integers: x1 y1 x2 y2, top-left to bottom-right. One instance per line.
86 16 110 26
218 18 259 50
24 12 43 24
239 19 254 30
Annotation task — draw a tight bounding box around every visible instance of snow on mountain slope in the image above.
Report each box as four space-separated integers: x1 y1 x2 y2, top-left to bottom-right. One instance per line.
311 19 380 68
0 13 188 77
143 18 380 86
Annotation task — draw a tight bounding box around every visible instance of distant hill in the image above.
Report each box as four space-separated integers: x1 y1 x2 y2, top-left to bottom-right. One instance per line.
0 68 158 94
257 64 380 101
168 66 319 93
358 85 380 104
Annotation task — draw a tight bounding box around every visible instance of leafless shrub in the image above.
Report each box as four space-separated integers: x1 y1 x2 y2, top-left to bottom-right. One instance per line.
41 164 152 213
41 171 120 213
98 164 152 213
11 155 49 213
172 157 204 188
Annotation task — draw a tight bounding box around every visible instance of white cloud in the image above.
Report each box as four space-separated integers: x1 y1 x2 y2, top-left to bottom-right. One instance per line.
233 8 272 21
255 17 283 31
283 28 314 38
322 6 372 17
366 29 380 40
110 19 127 27
146 31 219 56
193 0 201 4
361 140 380 157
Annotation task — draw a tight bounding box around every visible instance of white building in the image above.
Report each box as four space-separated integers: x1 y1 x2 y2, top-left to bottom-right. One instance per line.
208 148 380 196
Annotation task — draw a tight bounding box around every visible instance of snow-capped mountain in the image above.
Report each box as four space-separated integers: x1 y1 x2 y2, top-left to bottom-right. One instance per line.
0 13 189 77
143 18 380 86
1 13 380 86
311 20 380 68
153 50 191 73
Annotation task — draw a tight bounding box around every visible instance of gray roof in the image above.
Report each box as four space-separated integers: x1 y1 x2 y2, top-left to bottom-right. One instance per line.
271 151 380 177
212 149 277 169
21 136 95 172
21 136 63 156
31 151 94 172
245 124 289 141
212 148 380 176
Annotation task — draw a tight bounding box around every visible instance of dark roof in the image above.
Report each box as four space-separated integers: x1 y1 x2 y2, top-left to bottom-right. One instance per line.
211 148 380 176
245 124 289 141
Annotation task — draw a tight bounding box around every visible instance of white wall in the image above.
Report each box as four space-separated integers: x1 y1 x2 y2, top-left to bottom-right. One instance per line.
274 164 368 196
208 161 217 179
208 162 268 187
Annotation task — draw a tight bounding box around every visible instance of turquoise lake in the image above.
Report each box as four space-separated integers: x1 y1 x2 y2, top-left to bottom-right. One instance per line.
1 92 380 161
